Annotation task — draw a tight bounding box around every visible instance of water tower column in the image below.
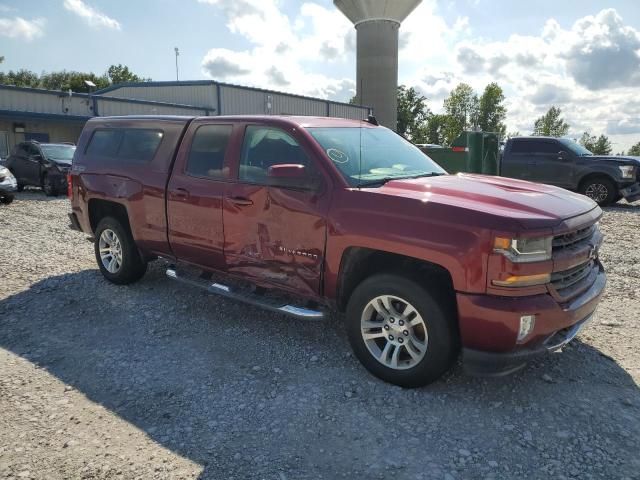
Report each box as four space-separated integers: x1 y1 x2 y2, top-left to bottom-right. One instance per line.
335 0 422 131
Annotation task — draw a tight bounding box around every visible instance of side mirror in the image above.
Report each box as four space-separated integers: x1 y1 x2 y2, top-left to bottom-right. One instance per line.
31 154 43 162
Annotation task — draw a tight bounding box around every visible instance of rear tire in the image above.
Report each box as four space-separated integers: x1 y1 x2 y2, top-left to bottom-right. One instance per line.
94 217 147 285
0 195 14 204
346 274 458 388
579 176 617 206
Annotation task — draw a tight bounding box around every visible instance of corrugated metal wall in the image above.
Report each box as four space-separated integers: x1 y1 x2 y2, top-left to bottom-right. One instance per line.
0 88 92 117
96 98 208 117
329 103 370 120
0 83 371 125
97 82 370 119
101 85 216 110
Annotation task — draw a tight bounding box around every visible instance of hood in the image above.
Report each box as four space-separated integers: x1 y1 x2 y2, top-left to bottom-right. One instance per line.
585 155 640 166
47 157 73 167
372 173 597 230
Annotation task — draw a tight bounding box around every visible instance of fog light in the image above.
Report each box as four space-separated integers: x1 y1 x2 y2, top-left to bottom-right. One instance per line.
517 315 536 343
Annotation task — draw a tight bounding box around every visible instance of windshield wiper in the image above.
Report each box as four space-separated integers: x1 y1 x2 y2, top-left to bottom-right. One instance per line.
357 172 444 188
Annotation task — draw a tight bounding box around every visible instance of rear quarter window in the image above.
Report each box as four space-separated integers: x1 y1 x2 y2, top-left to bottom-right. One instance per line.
85 128 164 163
510 140 558 154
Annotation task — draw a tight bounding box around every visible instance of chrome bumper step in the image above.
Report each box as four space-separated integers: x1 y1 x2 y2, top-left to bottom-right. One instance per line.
165 267 325 321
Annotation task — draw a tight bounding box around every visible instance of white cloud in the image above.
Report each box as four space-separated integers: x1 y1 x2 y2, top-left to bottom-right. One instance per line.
199 0 356 100
196 1 640 150
0 17 45 41
63 0 121 30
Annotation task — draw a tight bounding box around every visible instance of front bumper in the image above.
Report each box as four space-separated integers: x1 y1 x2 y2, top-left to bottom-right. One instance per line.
458 267 606 376
49 173 68 191
463 312 596 376
620 182 640 203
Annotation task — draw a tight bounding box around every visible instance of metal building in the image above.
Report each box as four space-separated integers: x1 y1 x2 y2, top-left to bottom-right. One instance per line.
0 80 371 159
335 0 422 130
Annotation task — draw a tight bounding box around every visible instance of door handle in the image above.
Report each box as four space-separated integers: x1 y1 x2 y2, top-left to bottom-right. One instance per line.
173 188 190 200
228 196 253 206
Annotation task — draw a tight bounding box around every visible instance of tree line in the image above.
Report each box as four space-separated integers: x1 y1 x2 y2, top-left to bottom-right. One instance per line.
393 83 640 156
0 60 149 94
1 56 639 156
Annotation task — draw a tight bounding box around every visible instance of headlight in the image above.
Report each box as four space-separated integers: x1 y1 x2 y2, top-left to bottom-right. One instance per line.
618 165 636 179
493 236 553 263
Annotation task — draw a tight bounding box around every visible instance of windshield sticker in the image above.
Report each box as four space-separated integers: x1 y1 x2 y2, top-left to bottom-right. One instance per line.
327 148 349 164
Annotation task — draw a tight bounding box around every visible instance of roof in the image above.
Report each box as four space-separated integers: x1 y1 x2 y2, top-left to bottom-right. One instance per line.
94 79 371 110
88 115 377 129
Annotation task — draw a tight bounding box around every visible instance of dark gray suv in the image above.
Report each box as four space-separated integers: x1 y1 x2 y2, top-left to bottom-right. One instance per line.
501 137 640 206
5 141 76 196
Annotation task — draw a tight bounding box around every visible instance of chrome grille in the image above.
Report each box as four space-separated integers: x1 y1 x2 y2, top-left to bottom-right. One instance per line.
551 260 594 291
553 224 596 251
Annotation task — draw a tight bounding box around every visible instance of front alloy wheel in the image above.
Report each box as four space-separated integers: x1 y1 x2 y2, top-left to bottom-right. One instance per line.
584 183 609 204
346 274 457 388
361 295 428 370
98 228 123 274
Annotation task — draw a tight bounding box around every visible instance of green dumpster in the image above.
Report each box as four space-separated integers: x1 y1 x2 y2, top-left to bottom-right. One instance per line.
418 131 500 175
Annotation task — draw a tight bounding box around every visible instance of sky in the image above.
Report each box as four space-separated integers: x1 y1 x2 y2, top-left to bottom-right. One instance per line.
1 0 640 151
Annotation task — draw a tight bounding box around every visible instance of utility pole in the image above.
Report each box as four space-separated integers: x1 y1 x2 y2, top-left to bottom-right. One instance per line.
174 47 179 81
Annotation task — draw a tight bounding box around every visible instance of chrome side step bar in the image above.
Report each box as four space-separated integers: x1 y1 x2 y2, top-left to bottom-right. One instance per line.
166 268 325 321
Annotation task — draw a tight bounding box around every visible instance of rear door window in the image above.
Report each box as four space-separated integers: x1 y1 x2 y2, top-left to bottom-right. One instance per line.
185 124 233 179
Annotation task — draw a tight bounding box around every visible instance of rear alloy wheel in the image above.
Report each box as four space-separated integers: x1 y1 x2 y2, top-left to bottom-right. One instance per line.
346 274 457 388
94 217 147 285
580 177 617 206
99 229 124 274
43 174 57 196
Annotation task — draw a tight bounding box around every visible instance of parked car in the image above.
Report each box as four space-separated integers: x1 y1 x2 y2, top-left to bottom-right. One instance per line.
501 137 640 206
0 165 17 204
5 141 76 196
69 115 606 387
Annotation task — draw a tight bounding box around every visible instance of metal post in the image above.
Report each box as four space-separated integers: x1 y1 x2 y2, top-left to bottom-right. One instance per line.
174 47 180 81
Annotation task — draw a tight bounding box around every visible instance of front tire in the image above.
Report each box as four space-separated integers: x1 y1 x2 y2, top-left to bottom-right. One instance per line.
0 194 14 204
346 274 458 388
580 176 617 206
42 173 58 196
94 217 147 285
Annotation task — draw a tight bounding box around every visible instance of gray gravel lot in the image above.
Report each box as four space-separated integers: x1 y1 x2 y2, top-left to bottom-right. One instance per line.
0 191 639 480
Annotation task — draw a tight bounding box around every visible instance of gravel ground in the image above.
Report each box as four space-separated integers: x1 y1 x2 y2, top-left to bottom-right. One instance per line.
0 190 639 480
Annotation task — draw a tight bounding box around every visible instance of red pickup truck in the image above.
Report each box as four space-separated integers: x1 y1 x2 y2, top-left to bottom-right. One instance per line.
68 115 606 387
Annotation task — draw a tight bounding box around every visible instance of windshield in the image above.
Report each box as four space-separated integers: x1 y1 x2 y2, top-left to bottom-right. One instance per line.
307 126 446 187
40 145 76 162
559 138 592 156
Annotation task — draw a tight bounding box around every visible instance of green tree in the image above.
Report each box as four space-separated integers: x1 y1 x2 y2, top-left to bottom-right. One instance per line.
424 114 450 145
0 69 40 88
107 64 147 84
477 82 507 137
0 64 148 92
532 106 570 137
396 85 431 143
628 142 640 156
40 71 109 92
579 132 612 155
443 83 479 145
